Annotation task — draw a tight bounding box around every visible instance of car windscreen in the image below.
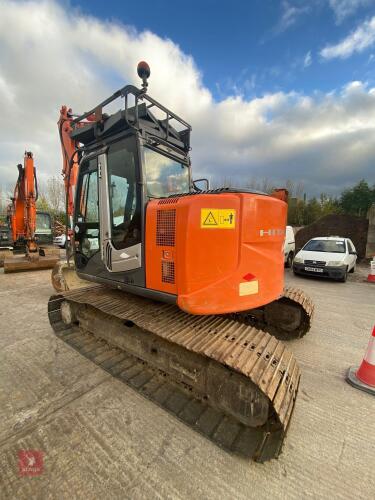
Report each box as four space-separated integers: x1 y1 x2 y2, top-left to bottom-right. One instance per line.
302 239 346 253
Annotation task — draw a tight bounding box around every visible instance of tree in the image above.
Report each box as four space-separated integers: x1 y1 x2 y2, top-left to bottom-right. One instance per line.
36 195 50 212
304 197 321 225
45 176 65 212
0 184 12 223
320 194 341 218
36 177 66 226
340 180 375 217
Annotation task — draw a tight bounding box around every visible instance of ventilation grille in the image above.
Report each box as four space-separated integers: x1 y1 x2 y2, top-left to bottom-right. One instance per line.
158 187 267 199
158 197 180 205
156 209 176 246
304 260 326 267
162 260 175 284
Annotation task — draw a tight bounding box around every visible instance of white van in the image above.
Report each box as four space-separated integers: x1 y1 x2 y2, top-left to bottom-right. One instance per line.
284 226 295 268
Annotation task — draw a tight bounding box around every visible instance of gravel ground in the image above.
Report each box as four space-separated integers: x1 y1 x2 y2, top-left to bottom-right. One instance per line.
0 264 374 499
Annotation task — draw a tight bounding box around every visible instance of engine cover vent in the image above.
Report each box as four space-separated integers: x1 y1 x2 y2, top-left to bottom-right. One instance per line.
162 260 175 284
158 197 180 205
156 209 176 247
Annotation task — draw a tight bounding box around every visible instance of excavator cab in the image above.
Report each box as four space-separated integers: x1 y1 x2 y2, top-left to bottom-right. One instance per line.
75 134 190 267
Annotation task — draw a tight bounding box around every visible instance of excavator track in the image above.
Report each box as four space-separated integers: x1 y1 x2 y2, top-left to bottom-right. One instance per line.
235 287 315 340
50 265 315 341
48 285 301 462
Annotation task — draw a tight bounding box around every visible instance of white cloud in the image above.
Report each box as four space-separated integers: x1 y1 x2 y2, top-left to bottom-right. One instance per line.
270 1 310 37
303 50 312 67
0 0 374 198
328 0 372 24
321 15 375 59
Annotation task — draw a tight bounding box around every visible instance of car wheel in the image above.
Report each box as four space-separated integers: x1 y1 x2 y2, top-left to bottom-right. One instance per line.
286 252 294 268
349 264 355 274
339 267 348 282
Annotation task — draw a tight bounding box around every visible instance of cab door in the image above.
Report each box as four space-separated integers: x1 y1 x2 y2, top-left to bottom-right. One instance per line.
98 137 142 273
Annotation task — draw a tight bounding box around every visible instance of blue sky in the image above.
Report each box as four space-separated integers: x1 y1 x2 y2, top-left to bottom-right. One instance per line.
69 0 375 98
1 0 375 196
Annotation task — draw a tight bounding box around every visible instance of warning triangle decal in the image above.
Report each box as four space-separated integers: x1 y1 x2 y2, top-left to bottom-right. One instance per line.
203 211 218 226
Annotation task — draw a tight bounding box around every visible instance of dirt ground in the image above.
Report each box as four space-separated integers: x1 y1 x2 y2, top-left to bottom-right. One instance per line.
0 264 374 499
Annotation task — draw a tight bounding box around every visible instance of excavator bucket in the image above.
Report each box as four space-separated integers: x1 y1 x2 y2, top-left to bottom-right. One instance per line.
0 248 11 268
4 247 60 273
51 261 90 292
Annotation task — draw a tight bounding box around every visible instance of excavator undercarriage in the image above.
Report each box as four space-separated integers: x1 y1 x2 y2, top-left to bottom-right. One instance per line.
49 284 301 462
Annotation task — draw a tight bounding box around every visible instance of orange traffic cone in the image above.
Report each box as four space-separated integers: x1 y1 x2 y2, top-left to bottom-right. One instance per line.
368 258 375 283
346 325 375 395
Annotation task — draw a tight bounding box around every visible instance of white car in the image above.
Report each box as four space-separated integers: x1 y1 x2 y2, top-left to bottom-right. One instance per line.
284 225 295 268
53 233 70 249
292 236 357 282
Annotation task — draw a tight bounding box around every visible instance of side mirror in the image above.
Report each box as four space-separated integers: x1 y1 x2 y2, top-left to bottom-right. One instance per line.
193 178 209 192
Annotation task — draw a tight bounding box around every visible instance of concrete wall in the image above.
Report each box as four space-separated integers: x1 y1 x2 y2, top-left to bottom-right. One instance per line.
366 203 375 258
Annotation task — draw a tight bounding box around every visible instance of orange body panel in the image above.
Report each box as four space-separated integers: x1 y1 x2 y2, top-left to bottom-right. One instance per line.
145 193 287 315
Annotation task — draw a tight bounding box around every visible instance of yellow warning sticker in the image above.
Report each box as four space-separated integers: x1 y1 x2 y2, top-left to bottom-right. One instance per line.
200 209 236 229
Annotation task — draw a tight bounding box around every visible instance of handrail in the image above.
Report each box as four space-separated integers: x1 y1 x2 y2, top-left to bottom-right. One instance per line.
72 84 192 138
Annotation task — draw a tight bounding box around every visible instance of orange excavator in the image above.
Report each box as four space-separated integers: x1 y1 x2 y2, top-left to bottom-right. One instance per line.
3 152 59 272
48 62 314 462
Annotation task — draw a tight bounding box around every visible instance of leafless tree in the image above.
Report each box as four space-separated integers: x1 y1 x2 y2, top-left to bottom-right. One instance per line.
0 184 12 219
285 179 295 197
260 177 273 194
210 176 235 189
295 181 305 200
43 176 65 212
245 177 260 190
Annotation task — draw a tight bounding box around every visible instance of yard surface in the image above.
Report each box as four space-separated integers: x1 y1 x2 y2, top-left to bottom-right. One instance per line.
0 265 374 499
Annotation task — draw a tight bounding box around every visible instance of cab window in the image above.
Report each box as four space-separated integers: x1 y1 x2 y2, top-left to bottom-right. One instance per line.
143 147 190 198
76 159 100 259
107 139 141 250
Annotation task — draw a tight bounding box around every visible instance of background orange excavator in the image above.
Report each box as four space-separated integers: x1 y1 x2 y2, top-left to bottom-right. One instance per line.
48 62 314 462
10 152 38 254
3 152 59 272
